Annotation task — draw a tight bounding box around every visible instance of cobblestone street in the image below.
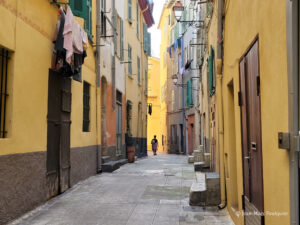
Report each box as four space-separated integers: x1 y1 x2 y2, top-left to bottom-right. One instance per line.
10 153 234 225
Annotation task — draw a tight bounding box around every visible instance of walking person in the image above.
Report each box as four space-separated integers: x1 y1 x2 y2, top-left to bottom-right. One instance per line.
151 135 158 155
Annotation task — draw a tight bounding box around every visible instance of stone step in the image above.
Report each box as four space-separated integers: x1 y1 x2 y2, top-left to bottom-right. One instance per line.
189 172 206 206
204 153 210 168
189 171 221 207
188 155 194 163
102 159 128 172
194 161 205 171
193 149 204 162
101 156 111 163
205 172 221 206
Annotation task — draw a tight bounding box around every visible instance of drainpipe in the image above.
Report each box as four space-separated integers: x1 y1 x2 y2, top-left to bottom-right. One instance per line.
286 0 299 224
96 0 102 173
216 0 226 209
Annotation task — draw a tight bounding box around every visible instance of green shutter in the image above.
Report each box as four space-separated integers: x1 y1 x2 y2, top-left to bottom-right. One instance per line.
147 32 151 56
86 0 92 37
137 56 140 84
143 23 147 52
136 3 139 38
120 19 124 61
128 44 132 75
128 0 132 23
186 80 191 106
70 0 85 18
208 46 214 96
70 0 92 38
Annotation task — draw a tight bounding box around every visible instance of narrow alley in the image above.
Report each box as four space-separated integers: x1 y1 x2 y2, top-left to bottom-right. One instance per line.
9 154 233 225
1 0 300 224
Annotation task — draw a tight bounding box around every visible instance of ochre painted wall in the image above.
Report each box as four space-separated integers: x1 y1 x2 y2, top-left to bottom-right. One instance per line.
147 57 162 152
124 0 148 140
222 0 290 224
158 4 170 153
0 0 99 155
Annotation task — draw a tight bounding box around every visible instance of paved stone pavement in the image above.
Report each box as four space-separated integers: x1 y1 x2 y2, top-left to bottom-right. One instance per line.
9 152 235 225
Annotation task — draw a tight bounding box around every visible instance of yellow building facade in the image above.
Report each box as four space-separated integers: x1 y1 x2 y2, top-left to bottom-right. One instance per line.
0 0 98 223
124 0 153 156
147 57 162 152
158 4 171 153
220 0 290 224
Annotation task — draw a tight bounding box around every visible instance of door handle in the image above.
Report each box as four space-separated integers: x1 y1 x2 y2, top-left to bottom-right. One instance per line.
251 142 257 151
244 156 250 160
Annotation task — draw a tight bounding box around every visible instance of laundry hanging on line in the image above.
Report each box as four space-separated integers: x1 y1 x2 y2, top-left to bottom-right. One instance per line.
51 6 88 81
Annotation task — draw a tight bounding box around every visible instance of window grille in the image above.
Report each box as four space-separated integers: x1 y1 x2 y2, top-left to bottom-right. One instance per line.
0 48 9 138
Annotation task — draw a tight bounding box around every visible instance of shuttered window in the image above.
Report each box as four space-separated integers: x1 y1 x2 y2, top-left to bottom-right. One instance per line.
136 3 139 39
70 0 92 38
143 24 151 56
208 46 215 96
128 44 132 76
128 0 132 23
145 70 148 94
120 19 124 61
83 81 90 132
137 56 141 84
186 79 193 107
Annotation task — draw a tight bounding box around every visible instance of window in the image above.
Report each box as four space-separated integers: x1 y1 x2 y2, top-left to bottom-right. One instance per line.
128 0 132 23
116 15 123 58
145 70 148 94
186 79 193 107
126 101 132 135
120 19 124 61
70 0 92 38
128 44 132 76
208 46 215 96
136 3 139 38
143 23 151 56
0 48 10 138
83 81 90 132
101 0 107 37
137 56 141 84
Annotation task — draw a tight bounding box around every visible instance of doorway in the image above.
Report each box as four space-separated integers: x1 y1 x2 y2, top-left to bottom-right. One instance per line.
46 70 71 199
116 91 122 156
239 40 264 224
101 77 107 147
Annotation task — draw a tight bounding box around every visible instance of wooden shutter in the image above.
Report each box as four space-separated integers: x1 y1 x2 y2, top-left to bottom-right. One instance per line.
128 44 132 75
128 0 132 23
70 0 92 37
120 19 124 61
186 80 191 106
144 23 147 52
83 81 90 132
147 32 151 56
137 56 140 84
136 3 139 38
208 46 214 96
86 0 92 37
70 0 85 18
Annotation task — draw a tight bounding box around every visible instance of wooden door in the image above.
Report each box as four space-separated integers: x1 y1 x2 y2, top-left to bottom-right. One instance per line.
46 70 71 198
60 79 71 193
239 40 264 224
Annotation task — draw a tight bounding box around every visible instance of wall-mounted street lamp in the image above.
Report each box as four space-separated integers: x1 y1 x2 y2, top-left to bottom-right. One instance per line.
173 1 204 24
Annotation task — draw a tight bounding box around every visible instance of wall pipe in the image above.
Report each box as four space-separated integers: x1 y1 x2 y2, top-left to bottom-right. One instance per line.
286 0 299 224
216 0 226 209
96 0 102 173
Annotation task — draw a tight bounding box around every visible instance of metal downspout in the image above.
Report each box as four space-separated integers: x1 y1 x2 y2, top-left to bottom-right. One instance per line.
286 0 299 224
96 0 102 173
217 0 226 208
